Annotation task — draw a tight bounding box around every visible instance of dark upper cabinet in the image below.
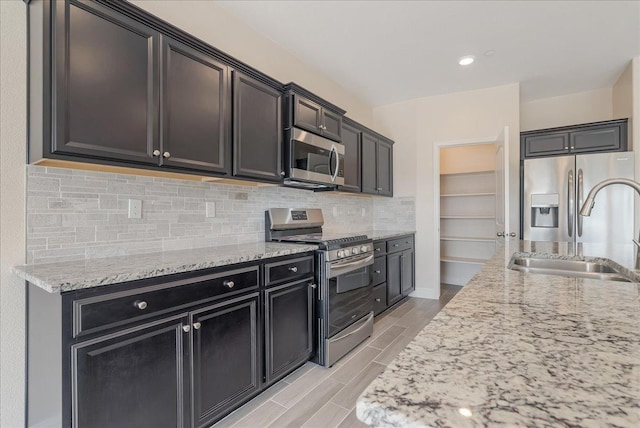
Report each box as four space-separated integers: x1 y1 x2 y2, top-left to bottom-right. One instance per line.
401 250 415 297
161 36 230 174
71 315 190 428
321 109 343 141
232 72 283 182
285 85 345 142
521 119 628 159
52 0 159 164
264 279 314 385
339 120 362 192
190 293 260 428
293 96 323 134
361 132 394 197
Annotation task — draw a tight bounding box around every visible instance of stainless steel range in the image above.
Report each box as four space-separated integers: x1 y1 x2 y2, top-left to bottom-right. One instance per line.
265 208 374 367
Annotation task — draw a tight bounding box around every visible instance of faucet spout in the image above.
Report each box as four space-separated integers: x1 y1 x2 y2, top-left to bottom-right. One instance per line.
579 178 640 270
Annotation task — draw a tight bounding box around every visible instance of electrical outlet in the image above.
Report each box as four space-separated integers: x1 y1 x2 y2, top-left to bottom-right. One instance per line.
206 202 216 218
128 199 142 219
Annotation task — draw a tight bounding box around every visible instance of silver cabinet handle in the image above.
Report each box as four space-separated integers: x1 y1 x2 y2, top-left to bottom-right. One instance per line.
375 298 381 302
152 150 160 157
375 248 381 251
376 187 382 191
182 325 190 333
223 280 235 289
393 244 399 247
568 169 574 238
375 270 381 274
193 322 201 330
509 232 516 237
310 283 317 289
280 171 285 176
497 232 505 237
134 300 147 310
288 266 298 272
163 151 171 158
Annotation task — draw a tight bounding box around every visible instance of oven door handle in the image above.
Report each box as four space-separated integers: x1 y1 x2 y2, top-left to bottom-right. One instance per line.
328 254 374 278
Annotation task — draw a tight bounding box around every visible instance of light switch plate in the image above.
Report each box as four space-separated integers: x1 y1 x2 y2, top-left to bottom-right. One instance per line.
206 202 216 218
128 199 142 219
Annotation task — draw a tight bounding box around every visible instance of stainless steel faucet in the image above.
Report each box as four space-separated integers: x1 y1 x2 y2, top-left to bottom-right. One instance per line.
579 178 640 269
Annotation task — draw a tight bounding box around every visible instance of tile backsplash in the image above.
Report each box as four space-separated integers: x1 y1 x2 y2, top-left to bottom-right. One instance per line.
26 166 415 264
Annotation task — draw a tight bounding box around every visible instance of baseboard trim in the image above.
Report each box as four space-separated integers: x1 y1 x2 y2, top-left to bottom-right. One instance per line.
409 288 440 300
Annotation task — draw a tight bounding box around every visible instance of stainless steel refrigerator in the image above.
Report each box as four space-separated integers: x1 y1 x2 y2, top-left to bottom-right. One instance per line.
523 152 635 243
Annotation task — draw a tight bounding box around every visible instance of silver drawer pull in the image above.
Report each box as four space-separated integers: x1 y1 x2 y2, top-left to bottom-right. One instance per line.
152 149 160 157
223 280 235 289
182 325 190 333
393 244 399 247
134 300 147 310
375 248 381 251
193 322 202 330
163 151 171 158
375 298 381 302
310 283 317 289
288 266 298 273
375 270 381 274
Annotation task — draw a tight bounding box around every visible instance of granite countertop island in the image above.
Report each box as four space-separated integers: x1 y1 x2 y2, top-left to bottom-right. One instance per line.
357 240 640 427
13 241 317 293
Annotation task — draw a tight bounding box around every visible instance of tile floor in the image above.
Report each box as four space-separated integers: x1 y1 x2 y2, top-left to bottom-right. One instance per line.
214 284 463 428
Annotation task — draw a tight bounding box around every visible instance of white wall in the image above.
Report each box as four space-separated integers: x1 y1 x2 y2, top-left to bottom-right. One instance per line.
374 84 520 299
129 0 375 127
0 1 27 426
520 87 613 131
440 144 496 175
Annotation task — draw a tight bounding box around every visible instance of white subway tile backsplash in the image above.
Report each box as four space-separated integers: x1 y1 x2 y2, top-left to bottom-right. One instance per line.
26 165 416 263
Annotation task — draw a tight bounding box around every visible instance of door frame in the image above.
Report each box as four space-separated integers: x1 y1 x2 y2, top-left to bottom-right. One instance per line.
432 128 509 294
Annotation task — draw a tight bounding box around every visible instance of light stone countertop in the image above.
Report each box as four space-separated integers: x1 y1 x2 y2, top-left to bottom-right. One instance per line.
357 240 640 427
13 242 318 293
365 230 416 241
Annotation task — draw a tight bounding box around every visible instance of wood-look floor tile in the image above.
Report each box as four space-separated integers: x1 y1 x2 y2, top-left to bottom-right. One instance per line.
231 400 287 428
368 325 406 350
271 365 331 408
337 409 368 428
330 362 386 409
371 314 398 338
385 299 414 319
330 346 381 384
301 402 350 428
267 378 345 427
373 334 414 365
213 381 289 427
281 361 316 384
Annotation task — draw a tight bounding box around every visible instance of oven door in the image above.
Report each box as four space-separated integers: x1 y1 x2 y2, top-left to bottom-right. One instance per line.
288 128 345 186
326 254 373 337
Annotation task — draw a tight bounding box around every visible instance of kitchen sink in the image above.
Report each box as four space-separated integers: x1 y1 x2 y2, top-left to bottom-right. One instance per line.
508 256 634 282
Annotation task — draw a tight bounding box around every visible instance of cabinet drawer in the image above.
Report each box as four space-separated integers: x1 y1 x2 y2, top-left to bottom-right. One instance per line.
373 283 387 316
373 240 386 255
387 236 413 253
264 255 314 286
372 256 386 286
73 266 259 337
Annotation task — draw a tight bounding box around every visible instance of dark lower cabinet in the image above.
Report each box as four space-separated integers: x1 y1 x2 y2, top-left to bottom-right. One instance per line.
52 0 159 164
372 235 415 316
72 315 190 428
386 252 403 307
162 36 230 174
264 279 314 385
401 250 415 297
191 293 260 428
232 72 283 182
372 283 387 316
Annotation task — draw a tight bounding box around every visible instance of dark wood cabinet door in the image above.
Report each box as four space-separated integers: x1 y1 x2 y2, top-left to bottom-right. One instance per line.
377 139 393 196
361 132 378 194
233 72 283 182
522 133 569 158
386 252 403 306
265 279 314 385
372 283 387 316
339 121 361 192
53 0 159 164
401 250 415 296
321 109 343 141
162 37 230 174
71 315 189 428
190 293 260 428
293 95 322 134
570 125 621 153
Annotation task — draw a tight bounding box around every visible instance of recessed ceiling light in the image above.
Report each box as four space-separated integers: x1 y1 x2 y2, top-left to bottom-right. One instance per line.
458 56 475 66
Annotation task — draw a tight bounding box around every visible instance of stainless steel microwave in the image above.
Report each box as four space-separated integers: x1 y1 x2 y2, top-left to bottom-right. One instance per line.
284 128 345 189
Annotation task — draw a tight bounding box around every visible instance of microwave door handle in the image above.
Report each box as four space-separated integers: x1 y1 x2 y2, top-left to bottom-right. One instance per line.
330 146 339 183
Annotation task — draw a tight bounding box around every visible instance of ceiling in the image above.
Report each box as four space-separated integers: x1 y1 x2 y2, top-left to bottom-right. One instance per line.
216 0 640 106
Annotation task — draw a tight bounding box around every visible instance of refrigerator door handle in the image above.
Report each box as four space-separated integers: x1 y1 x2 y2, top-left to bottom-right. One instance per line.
568 169 574 238
577 169 584 237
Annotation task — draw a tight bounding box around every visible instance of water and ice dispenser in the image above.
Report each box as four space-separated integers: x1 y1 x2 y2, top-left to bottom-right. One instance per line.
530 194 559 228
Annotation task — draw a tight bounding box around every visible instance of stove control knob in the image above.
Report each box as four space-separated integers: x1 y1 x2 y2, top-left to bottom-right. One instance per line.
352 247 360 255
360 245 369 253
343 248 351 257
337 250 345 258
